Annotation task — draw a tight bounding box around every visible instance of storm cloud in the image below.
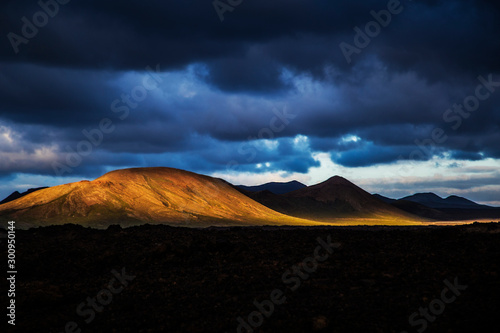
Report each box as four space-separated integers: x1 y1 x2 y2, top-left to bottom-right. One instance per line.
1 0 499 204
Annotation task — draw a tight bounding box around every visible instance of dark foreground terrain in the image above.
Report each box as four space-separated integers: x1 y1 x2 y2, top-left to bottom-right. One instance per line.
2 223 500 333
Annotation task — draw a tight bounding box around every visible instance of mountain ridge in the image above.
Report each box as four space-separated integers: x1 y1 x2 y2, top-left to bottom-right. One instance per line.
237 180 306 195
400 192 492 209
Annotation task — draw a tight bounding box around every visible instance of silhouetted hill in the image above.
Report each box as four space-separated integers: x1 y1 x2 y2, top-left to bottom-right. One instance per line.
400 192 491 209
248 176 419 222
237 180 306 194
374 193 500 220
0 187 48 205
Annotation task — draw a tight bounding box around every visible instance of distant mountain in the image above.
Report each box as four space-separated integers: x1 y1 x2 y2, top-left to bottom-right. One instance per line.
0 168 322 228
237 180 306 195
0 187 48 205
400 193 492 209
372 192 500 221
247 176 419 222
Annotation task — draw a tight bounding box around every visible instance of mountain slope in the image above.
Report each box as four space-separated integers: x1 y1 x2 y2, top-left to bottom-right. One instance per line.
372 194 396 204
248 176 420 222
237 181 307 195
0 167 323 228
389 200 452 221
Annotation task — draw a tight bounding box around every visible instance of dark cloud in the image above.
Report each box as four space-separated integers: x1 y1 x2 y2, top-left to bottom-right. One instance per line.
450 151 484 161
2 0 499 87
0 0 499 202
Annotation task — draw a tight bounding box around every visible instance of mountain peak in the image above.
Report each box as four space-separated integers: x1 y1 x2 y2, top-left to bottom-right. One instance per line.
285 174 416 220
319 175 354 187
421 192 443 198
296 175 361 194
402 192 443 200
98 167 183 179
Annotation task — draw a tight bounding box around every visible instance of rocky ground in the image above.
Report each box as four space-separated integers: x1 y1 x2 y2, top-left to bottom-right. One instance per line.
2 222 500 332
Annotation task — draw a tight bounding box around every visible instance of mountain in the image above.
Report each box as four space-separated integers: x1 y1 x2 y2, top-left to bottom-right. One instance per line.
400 193 492 209
237 180 306 194
373 193 500 221
0 167 323 228
247 176 420 222
0 187 48 205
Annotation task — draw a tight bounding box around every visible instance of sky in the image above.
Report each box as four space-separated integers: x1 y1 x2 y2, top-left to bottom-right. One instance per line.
1 0 499 205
